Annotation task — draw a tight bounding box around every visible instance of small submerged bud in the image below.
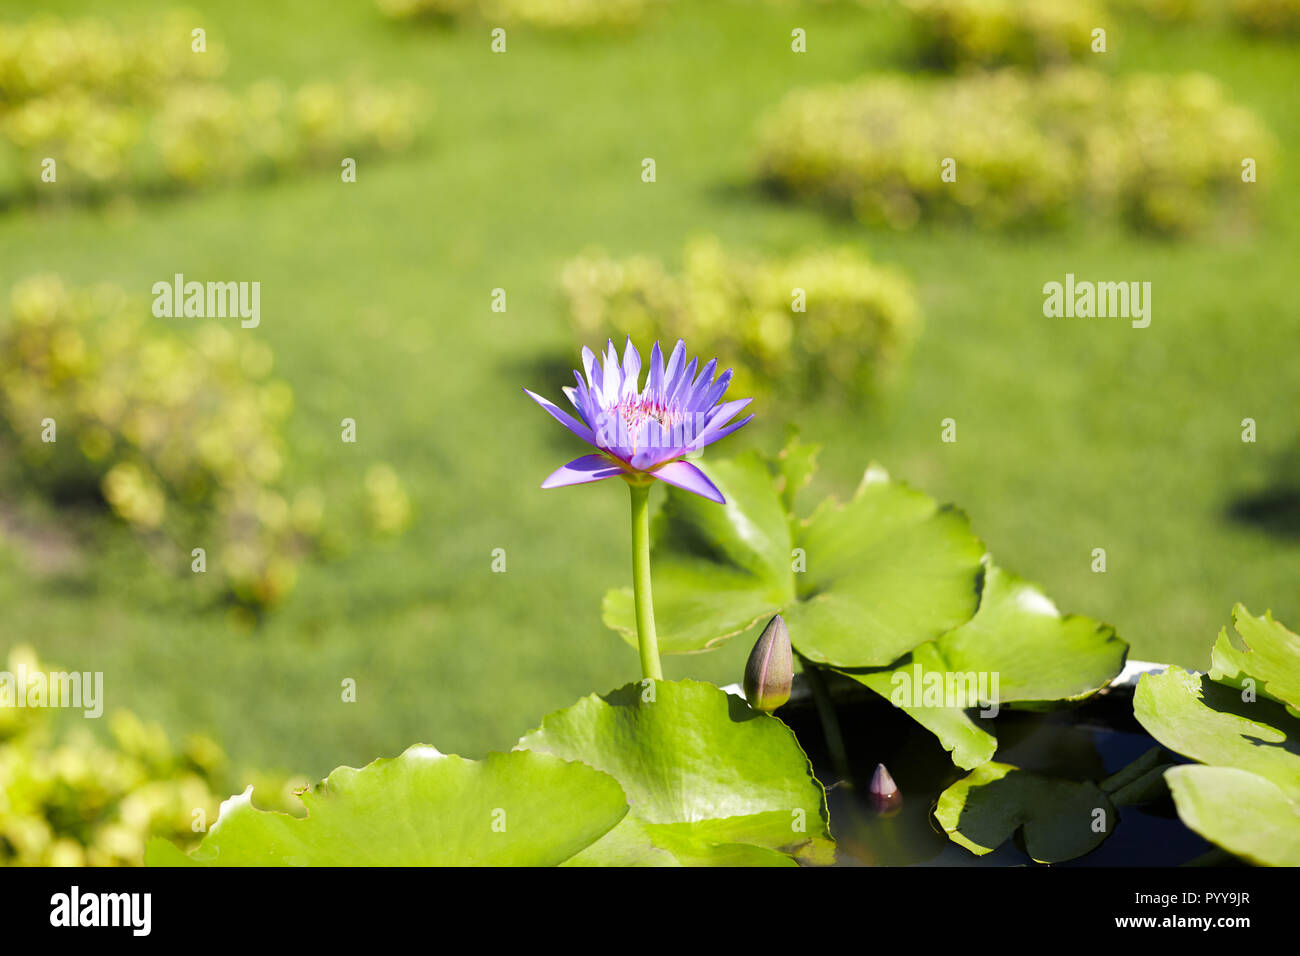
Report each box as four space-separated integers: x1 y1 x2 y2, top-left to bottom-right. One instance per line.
744 614 793 712
869 763 901 817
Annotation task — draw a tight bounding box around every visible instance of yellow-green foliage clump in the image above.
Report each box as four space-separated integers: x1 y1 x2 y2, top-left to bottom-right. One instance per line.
902 0 1103 69
376 0 660 29
0 14 418 203
0 276 319 608
562 237 921 400
0 13 226 102
0 646 304 866
1231 0 1300 34
756 68 1274 236
1105 0 1298 34
1107 0 1205 24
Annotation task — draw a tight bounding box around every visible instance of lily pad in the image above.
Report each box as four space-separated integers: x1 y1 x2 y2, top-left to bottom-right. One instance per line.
916 564 1126 703
566 815 800 867
1165 765 1300 867
145 746 628 866
1134 666 1300 801
1133 611 1300 866
827 564 1125 769
845 644 999 770
603 450 984 666
602 443 1125 769
1209 604 1300 715
934 761 1115 863
772 432 820 515
517 679 833 865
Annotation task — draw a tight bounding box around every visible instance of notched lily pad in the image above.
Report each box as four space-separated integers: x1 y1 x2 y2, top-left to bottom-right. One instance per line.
1209 604 1300 716
1165 765 1300 867
1134 611 1300 866
935 761 1116 863
919 564 1126 704
145 745 628 866
836 563 1126 769
517 678 834 865
1134 666 1300 802
603 442 1125 770
841 644 999 770
603 443 985 666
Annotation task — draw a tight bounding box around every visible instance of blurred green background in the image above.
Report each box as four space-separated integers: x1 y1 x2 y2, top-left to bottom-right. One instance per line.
2 0 1297 785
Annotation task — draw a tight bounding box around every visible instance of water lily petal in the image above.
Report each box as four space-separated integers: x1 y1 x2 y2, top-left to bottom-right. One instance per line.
653 459 725 503
540 454 625 488
621 337 642 400
698 367 733 411
581 346 600 390
685 357 718 408
648 341 666 402
663 339 687 393
667 356 698 407
569 370 593 414
602 339 621 399
688 413 753 451
523 388 596 444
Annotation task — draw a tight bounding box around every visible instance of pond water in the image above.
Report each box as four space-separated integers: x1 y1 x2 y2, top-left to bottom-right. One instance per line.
779 673 1220 867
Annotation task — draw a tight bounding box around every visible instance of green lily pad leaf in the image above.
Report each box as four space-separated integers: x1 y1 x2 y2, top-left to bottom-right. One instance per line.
921 564 1126 702
517 679 834 865
1209 604 1300 715
641 819 801 867
1134 667 1300 801
773 432 820 515
788 466 985 666
935 761 1115 863
564 813 799 867
145 746 628 866
1165 765 1300 867
604 452 984 666
840 643 998 771
561 814 680 867
1135 609 1300 863
835 565 1124 769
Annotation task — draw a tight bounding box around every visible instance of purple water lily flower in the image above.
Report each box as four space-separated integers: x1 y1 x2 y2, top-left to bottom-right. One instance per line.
523 338 753 504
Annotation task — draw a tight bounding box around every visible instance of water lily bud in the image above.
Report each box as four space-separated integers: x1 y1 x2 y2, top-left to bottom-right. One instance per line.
869 763 901 817
744 614 793 712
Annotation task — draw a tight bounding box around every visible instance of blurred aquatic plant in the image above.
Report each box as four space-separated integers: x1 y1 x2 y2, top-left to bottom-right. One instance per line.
0 12 226 104
756 68 1275 236
365 463 414 537
1111 0 1300 33
901 0 1102 69
1231 0 1300 33
375 0 662 30
0 13 419 205
561 237 920 401
0 275 317 609
1107 0 1206 23
0 645 304 867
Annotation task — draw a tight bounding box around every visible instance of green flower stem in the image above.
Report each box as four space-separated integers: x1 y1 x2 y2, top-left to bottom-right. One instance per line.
628 479 663 681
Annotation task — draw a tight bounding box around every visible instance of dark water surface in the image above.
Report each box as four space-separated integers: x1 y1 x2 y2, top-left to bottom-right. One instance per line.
779 674 1219 867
